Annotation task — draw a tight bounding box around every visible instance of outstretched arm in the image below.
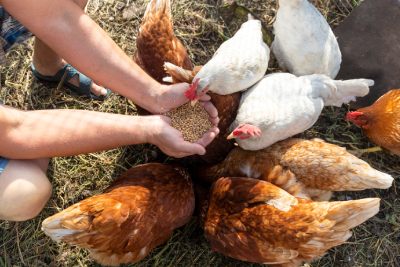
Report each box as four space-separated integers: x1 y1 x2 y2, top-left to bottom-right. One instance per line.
0 105 218 159
1 0 190 114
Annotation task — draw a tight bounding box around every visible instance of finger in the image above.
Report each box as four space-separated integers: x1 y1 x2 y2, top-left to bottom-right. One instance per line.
171 152 189 159
175 82 190 92
158 115 172 124
163 83 191 110
198 93 211 101
200 101 218 119
209 116 220 126
196 126 220 147
177 142 207 156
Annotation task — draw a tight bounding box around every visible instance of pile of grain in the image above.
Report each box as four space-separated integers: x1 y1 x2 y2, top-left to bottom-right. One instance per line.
167 103 213 143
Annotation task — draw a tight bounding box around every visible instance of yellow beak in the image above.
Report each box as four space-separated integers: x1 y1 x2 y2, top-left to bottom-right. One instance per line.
226 132 235 140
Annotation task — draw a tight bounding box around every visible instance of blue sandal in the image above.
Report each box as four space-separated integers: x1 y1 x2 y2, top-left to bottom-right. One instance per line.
31 64 111 101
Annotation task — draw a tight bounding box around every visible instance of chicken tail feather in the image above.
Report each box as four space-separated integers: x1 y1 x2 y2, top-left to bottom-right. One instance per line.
325 78 374 106
347 165 394 190
41 204 89 242
326 198 380 231
164 62 194 83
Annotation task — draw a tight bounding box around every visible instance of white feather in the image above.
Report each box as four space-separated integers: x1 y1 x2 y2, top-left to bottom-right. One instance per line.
272 0 342 78
232 73 373 150
193 18 270 95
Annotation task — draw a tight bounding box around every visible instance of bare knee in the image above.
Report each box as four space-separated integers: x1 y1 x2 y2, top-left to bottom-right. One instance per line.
0 159 52 221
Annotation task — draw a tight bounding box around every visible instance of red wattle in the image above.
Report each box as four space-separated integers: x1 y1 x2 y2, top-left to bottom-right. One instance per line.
346 111 363 121
184 79 200 100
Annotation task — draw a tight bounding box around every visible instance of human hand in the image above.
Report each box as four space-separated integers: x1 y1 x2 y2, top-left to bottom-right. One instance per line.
145 115 220 158
148 82 219 126
153 83 213 113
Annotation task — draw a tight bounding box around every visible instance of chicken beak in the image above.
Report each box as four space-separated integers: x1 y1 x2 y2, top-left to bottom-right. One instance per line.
190 99 199 106
226 132 235 140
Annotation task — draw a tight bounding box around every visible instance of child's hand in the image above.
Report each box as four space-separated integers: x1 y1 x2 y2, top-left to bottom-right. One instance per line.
144 115 219 158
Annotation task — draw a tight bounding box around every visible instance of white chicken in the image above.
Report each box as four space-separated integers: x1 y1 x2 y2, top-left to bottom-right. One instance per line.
184 15 270 103
228 73 373 150
272 0 342 78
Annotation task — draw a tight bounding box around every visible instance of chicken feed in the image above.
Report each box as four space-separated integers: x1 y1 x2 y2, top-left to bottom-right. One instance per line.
167 103 213 143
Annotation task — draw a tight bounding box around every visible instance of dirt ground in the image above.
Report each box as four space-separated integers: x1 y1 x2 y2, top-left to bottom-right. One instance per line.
0 0 399 266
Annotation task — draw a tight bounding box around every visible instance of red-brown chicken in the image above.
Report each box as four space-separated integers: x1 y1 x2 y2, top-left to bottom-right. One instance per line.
204 177 380 266
196 138 393 201
133 1 241 163
41 163 195 266
134 0 193 84
346 89 400 155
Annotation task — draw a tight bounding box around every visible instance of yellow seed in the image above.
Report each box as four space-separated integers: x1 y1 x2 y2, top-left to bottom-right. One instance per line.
167 103 213 143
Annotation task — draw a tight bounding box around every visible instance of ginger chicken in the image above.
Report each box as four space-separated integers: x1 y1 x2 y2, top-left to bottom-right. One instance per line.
204 177 380 267
196 138 393 201
185 15 270 103
272 0 341 78
229 73 373 150
41 163 195 266
346 89 400 155
134 0 193 84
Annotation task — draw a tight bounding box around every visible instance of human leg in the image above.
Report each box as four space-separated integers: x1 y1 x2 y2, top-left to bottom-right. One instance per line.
0 158 52 221
31 0 108 98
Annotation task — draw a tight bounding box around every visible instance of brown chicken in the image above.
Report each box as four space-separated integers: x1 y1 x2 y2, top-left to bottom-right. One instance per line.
346 89 400 155
204 177 380 267
41 163 195 266
164 62 241 164
196 138 393 201
134 0 241 163
134 0 193 83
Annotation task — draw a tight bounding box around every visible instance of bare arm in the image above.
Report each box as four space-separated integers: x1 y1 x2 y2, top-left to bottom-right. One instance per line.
0 105 215 159
1 0 189 113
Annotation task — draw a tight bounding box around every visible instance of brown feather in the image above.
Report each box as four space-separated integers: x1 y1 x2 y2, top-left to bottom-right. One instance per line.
195 138 392 200
134 0 241 163
134 0 193 116
356 89 400 155
204 177 380 266
42 163 195 266
134 0 193 84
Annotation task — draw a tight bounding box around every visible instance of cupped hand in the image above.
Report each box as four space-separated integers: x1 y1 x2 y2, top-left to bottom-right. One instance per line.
146 115 219 158
154 83 212 112
157 83 219 126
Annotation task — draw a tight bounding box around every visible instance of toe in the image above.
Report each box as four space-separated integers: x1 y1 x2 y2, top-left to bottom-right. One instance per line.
90 83 108 96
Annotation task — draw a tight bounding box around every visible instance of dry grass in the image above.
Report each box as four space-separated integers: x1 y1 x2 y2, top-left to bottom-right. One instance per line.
1 0 399 266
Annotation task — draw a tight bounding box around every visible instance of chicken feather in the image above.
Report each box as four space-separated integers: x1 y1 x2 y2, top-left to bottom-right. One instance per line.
204 177 380 266
42 163 195 266
347 89 400 155
230 73 373 150
195 138 393 200
272 0 342 78
134 0 193 83
190 16 270 98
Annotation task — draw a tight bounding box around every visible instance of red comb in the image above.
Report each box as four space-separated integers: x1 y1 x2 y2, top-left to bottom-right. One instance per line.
184 79 200 100
232 124 262 140
346 111 363 121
